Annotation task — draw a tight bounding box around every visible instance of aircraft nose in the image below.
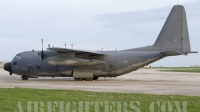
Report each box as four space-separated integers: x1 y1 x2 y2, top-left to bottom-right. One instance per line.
4 62 12 73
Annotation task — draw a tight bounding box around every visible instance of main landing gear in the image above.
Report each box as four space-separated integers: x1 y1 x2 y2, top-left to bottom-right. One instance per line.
74 77 99 81
21 75 29 80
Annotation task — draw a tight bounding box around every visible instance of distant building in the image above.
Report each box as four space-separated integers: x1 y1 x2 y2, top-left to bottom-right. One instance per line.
192 65 200 67
144 65 151 68
0 61 7 68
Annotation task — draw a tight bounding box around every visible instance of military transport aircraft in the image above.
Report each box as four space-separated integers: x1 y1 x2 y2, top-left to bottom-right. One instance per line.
4 5 198 81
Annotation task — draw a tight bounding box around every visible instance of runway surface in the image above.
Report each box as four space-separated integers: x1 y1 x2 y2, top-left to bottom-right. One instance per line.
0 68 200 96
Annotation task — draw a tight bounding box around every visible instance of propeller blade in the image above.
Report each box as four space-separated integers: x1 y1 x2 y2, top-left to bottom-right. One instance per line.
41 39 44 61
41 50 44 61
41 39 43 50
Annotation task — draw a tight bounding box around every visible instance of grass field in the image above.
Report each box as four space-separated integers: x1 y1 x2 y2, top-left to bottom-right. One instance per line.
0 88 200 112
144 67 200 73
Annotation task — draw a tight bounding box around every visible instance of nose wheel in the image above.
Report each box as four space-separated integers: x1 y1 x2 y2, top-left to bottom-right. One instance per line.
21 75 29 80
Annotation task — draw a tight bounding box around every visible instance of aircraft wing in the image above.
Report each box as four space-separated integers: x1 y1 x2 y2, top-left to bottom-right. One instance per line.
48 47 105 56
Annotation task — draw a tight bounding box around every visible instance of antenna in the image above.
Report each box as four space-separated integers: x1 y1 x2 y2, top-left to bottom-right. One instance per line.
101 48 103 51
48 44 50 48
65 43 66 48
71 44 73 49
72 17 167 44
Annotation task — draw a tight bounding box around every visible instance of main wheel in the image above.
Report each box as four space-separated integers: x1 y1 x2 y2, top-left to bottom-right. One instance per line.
74 78 83 81
93 77 99 81
74 77 99 81
85 78 93 81
21 75 29 80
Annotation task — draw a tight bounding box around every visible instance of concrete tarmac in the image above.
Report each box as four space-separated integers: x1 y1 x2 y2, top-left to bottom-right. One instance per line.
0 68 200 96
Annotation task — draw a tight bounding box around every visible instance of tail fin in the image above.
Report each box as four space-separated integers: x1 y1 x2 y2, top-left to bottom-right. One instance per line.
153 5 191 52
127 5 197 54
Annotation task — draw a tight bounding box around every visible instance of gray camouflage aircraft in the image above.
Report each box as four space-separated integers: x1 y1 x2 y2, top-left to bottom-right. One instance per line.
4 5 198 81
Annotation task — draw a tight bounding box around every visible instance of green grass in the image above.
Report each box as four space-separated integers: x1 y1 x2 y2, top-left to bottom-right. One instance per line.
159 67 200 73
0 88 200 112
144 67 200 73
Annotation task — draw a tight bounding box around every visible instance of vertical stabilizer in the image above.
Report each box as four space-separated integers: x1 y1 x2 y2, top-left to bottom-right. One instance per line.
153 5 191 52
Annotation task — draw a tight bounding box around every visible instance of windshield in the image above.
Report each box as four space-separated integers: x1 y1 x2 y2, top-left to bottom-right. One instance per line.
14 54 21 60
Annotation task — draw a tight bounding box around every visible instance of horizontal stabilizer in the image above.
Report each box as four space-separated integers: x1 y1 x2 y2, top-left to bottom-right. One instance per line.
161 51 198 56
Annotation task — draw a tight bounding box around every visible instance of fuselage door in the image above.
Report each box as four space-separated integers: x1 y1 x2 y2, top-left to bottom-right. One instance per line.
27 64 34 74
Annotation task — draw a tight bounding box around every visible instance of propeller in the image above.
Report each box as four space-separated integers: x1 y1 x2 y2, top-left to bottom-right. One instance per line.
41 39 44 61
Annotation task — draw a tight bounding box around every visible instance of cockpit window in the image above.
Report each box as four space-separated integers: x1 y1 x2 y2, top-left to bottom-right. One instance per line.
14 54 21 60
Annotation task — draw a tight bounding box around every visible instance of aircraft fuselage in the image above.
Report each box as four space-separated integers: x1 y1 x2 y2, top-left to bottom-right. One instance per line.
8 50 163 78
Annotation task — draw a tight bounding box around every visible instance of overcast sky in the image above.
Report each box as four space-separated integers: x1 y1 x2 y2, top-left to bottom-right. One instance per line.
0 0 199 67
